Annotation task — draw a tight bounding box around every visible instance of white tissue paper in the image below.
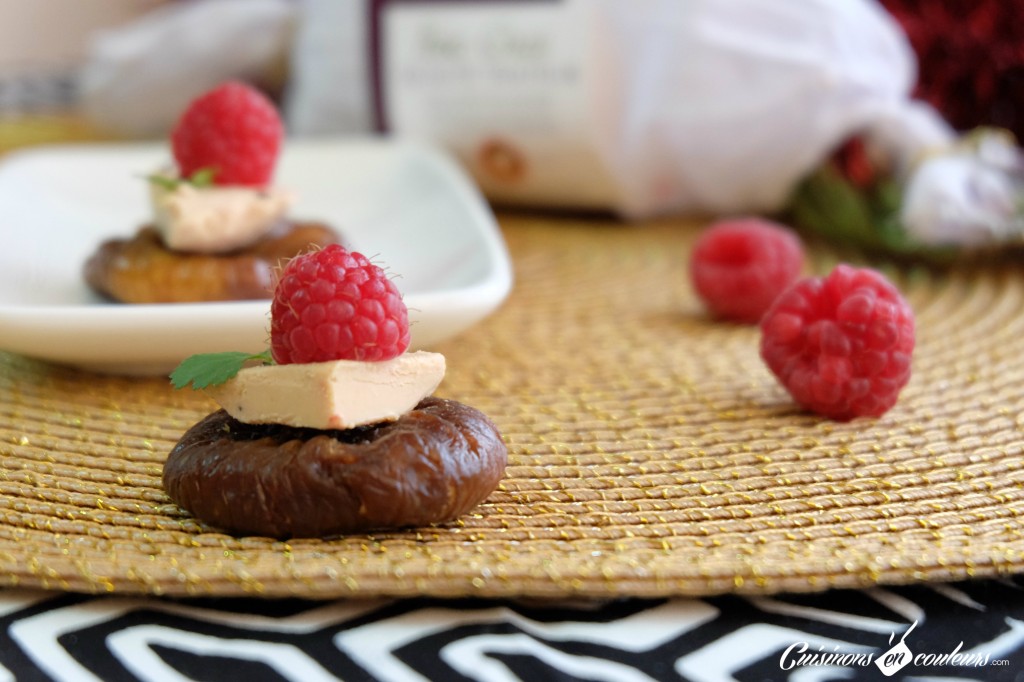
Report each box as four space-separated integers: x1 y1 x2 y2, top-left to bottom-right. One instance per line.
287 0 933 219
900 131 1024 246
78 0 295 138
78 0 1024 247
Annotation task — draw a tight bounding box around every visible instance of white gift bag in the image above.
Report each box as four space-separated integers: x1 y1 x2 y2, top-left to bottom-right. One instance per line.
79 0 295 138
287 0 948 218
82 0 1020 245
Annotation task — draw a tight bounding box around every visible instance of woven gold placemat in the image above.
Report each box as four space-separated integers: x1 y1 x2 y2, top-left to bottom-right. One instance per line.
2 214 1024 599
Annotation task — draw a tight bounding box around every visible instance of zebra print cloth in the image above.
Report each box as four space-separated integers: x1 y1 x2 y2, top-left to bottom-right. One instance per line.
2 578 1023 681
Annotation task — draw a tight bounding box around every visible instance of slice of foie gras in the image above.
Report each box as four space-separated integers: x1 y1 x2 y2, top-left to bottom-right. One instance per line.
206 351 446 430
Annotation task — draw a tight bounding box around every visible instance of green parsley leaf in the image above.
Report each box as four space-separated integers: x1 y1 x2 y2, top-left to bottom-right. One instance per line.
786 165 957 262
144 167 218 191
145 174 181 191
170 350 273 390
188 167 217 187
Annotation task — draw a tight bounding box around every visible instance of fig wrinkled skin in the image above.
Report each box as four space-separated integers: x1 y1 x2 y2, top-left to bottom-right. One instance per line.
84 221 338 303
163 397 508 539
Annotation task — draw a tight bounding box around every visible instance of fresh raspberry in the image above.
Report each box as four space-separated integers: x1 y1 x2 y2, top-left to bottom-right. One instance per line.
271 245 411 364
171 81 282 187
760 264 915 420
690 218 804 323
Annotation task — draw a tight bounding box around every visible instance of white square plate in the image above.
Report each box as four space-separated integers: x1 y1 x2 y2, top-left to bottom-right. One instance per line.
0 139 512 374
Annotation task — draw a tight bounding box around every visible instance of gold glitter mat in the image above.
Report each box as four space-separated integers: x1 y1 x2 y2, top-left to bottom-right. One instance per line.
2 214 1024 599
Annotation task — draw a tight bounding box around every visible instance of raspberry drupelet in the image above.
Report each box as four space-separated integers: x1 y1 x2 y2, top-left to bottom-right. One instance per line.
271 245 411 364
759 264 915 420
690 218 805 324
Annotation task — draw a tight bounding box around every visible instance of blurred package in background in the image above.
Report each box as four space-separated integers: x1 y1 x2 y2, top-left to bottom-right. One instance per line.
10 0 1024 252
78 0 293 137
0 0 162 112
0 0 168 149
288 0 945 221
78 0 939 219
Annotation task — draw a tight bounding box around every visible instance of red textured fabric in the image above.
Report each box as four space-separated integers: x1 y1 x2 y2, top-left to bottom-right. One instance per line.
880 0 1024 140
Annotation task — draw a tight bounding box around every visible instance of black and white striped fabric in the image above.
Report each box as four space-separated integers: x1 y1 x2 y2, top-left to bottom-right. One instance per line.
2 578 1023 681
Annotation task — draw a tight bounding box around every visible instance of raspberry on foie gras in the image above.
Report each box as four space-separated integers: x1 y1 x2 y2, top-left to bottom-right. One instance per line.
171 80 283 187
163 243 509 540
83 80 341 304
271 244 411 364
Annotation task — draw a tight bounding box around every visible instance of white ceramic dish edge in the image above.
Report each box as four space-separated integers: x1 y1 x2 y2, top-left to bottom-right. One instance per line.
0 139 513 375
